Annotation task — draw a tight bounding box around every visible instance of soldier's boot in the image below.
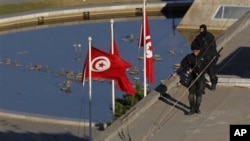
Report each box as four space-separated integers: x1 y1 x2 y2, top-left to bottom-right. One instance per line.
195 96 202 114
211 76 218 91
187 94 195 115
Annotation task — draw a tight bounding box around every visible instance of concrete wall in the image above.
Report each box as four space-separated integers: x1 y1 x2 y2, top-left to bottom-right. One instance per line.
0 2 166 31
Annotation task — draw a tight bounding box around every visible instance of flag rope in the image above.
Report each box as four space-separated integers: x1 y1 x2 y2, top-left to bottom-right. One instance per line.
77 85 88 138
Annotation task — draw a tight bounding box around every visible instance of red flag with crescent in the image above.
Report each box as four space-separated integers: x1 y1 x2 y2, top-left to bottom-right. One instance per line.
83 46 135 95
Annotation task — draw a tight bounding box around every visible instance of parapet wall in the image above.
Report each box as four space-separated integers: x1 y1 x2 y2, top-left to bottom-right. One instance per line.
0 2 166 31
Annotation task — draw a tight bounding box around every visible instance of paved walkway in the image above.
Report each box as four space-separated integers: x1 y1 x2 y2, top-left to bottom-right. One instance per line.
98 85 250 141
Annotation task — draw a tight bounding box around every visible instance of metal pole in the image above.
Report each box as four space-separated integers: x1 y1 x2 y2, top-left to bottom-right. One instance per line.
88 36 92 141
143 0 147 97
110 19 115 120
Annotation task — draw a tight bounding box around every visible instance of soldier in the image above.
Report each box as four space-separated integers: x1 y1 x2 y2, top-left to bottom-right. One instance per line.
181 42 207 115
194 24 218 90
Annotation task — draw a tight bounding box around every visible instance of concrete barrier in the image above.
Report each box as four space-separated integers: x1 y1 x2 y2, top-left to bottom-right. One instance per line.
0 2 167 30
0 109 97 127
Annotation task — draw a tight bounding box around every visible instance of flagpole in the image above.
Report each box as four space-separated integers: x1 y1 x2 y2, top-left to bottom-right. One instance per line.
143 0 147 97
88 36 92 141
110 19 115 120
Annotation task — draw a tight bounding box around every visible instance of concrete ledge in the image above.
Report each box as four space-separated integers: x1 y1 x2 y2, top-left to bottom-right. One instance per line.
93 73 179 141
0 2 166 30
217 75 250 88
0 109 97 127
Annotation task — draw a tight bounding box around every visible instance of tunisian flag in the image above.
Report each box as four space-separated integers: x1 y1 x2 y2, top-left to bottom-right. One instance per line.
111 40 136 95
138 11 155 84
83 46 135 95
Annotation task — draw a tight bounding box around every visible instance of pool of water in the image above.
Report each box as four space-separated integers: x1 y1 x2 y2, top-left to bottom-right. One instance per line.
0 16 193 122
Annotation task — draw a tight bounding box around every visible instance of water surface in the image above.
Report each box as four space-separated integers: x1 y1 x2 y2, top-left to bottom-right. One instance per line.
0 16 192 122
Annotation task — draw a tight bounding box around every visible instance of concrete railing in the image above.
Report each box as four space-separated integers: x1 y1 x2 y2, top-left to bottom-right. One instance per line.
0 2 166 29
0 109 96 127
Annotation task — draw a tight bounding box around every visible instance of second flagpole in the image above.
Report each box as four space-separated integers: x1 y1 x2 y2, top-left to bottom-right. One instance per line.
110 19 115 120
143 0 147 97
88 36 92 141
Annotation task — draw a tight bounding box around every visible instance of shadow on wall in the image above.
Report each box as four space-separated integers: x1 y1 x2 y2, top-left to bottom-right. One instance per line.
160 1 192 36
160 1 192 18
217 46 250 78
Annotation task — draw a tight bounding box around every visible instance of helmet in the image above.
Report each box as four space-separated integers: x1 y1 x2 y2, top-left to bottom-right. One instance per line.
191 40 201 50
200 24 207 33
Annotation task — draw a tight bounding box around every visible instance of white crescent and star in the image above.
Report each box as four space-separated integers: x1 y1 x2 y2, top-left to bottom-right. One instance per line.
146 45 153 58
145 35 153 58
91 56 111 72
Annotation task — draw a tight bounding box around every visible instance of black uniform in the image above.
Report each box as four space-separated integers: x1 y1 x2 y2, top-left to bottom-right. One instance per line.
194 24 218 90
181 45 207 115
